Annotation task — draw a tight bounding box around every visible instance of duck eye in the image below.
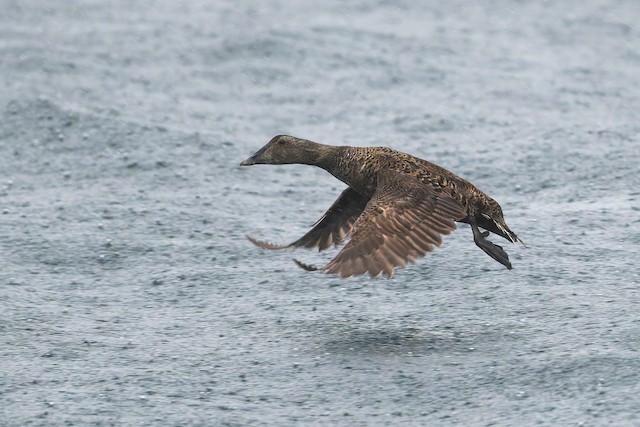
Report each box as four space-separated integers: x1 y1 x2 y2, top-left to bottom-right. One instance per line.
278 139 286 145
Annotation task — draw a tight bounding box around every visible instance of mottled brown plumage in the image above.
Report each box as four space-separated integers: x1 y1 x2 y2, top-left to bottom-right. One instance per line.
240 135 521 278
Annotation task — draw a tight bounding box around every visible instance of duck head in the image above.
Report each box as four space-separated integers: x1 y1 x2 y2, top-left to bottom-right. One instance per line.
240 135 325 166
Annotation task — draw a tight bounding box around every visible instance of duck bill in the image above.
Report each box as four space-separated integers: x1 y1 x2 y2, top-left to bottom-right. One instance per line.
239 156 257 166
240 145 270 166
240 154 267 166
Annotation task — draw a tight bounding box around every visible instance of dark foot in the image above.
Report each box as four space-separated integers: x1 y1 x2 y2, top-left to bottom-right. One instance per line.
472 224 512 270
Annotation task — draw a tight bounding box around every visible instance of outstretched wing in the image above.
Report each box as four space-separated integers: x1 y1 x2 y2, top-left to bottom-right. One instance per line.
247 187 369 251
321 171 467 278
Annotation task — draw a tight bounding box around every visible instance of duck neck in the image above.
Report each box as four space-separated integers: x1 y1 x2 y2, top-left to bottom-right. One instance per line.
314 146 371 194
313 145 348 173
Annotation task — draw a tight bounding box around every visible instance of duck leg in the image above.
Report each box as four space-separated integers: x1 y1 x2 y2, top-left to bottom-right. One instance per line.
470 217 512 270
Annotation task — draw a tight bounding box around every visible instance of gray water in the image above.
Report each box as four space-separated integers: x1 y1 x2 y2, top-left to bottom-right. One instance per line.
1 1 639 426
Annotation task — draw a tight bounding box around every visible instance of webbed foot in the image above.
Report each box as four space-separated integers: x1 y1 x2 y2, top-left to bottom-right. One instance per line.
472 223 512 269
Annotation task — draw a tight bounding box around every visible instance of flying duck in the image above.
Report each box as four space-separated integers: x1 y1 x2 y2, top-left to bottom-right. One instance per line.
240 135 521 278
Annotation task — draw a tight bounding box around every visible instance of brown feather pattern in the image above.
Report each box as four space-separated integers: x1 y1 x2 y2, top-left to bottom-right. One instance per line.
241 135 521 277
323 172 466 278
247 187 368 251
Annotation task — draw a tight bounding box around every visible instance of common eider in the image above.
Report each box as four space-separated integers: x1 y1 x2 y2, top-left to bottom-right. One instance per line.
240 135 521 278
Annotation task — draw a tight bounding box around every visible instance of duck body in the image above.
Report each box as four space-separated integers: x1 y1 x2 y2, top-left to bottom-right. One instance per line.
241 135 520 278
321 145 518 242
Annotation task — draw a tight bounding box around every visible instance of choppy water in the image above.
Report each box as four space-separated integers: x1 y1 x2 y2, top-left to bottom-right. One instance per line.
1 1 639 425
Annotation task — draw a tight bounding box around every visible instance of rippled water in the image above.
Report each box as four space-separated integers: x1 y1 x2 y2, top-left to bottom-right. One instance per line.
1 1 639 425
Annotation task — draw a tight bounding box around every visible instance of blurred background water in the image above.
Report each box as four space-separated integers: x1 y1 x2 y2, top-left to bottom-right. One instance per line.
1 1 639 425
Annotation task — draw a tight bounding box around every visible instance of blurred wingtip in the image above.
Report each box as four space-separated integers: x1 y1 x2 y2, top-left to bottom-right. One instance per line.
247 235 289 250
293 259 320 272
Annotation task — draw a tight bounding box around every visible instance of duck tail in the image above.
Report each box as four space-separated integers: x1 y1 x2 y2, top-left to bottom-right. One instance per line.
478 214 521 245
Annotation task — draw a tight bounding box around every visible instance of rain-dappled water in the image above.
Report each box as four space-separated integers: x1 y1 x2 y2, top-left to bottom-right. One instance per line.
1 1 639 425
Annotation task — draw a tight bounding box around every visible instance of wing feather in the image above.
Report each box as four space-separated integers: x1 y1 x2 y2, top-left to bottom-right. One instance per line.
247 187 369 251
322 172 467 278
